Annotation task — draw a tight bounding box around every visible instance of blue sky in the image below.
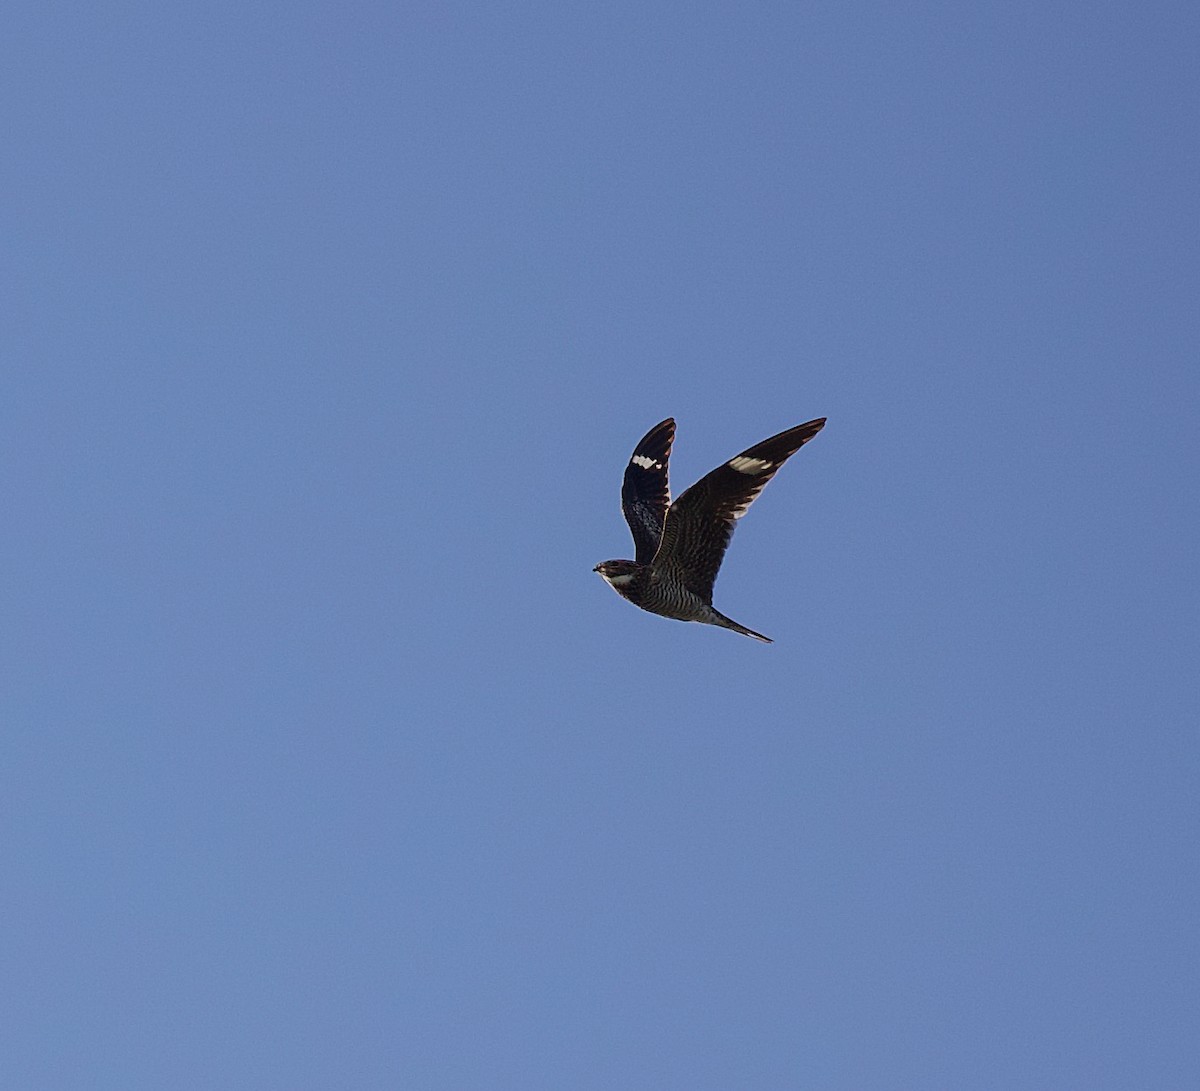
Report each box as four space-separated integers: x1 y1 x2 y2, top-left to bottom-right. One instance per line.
3 1 1197 1087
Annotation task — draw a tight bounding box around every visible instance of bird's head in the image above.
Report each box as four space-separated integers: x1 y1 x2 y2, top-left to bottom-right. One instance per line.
593 559 640 590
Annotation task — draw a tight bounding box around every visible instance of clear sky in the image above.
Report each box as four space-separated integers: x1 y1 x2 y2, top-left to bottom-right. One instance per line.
3 1 1197 1087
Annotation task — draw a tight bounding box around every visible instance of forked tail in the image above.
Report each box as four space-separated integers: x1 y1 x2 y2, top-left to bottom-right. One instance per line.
709 608 773 643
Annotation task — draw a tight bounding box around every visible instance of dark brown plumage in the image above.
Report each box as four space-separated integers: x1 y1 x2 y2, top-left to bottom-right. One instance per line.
594 417 826 642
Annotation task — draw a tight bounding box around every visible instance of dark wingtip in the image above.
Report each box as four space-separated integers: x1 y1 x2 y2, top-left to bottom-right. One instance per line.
631 418 676 461
733 417 826 463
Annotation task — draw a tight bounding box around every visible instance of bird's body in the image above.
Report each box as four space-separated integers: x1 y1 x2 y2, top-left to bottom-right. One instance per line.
593 417 826 643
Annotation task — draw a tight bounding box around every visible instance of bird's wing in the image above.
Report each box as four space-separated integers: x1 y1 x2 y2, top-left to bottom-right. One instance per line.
654 418 826 603
621 418 676 564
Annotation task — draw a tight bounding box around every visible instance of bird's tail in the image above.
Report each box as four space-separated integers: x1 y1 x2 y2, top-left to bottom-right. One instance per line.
708 608 773 643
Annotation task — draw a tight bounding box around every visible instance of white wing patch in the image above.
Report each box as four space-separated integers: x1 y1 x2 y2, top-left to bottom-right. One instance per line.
631 455 662 470
728 455 774 474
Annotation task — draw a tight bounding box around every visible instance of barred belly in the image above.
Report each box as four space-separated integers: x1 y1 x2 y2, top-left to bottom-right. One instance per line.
644 578 710 623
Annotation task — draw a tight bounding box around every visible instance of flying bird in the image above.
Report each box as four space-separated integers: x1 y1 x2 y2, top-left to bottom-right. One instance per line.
594 417 826 643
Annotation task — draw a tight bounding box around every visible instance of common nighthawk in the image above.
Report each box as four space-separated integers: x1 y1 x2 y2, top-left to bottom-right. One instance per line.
594 417 826 643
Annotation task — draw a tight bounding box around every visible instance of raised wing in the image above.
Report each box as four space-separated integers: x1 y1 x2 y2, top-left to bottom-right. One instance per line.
654 418 826 603
621 418 676 564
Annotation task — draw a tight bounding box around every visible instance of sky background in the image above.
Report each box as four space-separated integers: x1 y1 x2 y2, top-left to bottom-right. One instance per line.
3 1 1198 1087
